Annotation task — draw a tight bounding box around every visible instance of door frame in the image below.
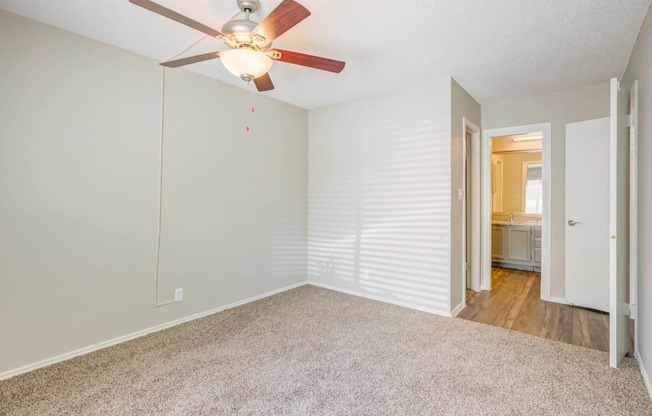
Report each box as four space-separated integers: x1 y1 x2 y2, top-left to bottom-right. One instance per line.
462 118 481 298
609 77 629 367
481 123 552 300
629 80 639 358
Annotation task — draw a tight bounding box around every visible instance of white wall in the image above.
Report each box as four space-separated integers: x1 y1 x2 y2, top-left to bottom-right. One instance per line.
623 5 652 395
482 84 610 298
307 78 453 315
0 10 308 375
450 80 481 311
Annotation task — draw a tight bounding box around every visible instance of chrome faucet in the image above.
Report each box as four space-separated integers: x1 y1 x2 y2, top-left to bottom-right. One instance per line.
509 212 514 222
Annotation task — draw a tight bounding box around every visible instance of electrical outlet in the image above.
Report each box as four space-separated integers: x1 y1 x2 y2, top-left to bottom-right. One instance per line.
174 288 183 302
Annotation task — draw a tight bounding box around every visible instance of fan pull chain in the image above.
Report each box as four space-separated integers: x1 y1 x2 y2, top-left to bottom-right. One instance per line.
244 81 251 133
245 81 256 134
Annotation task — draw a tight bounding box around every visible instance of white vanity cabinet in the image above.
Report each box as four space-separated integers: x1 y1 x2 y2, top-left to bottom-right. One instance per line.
491 226 506 261
491 224 541 271
533 228 542 266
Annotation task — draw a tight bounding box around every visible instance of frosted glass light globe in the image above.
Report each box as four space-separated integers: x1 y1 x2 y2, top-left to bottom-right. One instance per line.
221 48 273 80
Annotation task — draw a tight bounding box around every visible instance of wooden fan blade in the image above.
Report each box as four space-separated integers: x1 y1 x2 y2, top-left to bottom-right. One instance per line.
254 73 275 92
161 51 223 68
129 0 224 38
251 0 310 43
270 49 345 73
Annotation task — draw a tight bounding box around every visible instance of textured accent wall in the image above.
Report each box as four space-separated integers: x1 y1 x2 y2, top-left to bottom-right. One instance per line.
308 79 453 315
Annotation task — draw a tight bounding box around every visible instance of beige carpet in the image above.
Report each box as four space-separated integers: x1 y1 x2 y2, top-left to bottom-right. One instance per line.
1 285 650 415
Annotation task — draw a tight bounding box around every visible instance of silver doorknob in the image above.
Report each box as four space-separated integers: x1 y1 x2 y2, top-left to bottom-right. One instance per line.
568 220 581 226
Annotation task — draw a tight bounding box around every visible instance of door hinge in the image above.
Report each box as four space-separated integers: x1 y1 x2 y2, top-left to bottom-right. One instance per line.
627 114 633 128
629 303 637 319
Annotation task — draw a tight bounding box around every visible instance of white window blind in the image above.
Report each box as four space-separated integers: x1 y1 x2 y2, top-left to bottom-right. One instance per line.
524 164 543 214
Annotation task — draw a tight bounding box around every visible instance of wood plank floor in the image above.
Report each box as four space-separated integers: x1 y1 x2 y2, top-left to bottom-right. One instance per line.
457 268 610 352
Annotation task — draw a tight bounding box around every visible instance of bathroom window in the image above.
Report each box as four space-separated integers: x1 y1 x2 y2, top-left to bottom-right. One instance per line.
523 163 543 214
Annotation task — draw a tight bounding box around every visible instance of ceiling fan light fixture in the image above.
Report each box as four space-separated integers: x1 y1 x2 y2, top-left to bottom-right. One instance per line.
132 0 345 93
220 48 273 81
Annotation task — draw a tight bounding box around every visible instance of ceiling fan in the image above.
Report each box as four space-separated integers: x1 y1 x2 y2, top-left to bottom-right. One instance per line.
129 0 346 92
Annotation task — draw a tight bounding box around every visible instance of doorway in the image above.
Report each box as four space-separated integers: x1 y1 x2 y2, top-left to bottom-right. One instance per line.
459 121 617 354
490 133 543 275
459 123 613 352
481 123 552 299
462 118 481 301
471 131 549 333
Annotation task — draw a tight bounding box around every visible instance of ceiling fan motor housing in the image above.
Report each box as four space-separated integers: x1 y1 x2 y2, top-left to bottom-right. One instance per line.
223 0 270 49
222 18 257 37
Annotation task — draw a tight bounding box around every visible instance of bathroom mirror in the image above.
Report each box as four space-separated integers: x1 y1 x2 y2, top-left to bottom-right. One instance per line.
491 150 543 213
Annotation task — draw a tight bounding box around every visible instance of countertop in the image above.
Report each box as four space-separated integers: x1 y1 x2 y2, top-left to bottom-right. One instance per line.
492 220 542 227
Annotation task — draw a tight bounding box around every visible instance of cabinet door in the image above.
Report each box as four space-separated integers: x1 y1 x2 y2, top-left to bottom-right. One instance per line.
491 226 506 261
507 227 531 262
533 228 542 264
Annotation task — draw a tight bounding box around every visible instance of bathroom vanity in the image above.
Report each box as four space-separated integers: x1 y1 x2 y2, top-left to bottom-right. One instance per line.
491 218 541 271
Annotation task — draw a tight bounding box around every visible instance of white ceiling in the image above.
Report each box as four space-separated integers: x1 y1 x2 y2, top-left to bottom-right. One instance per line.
0 0 650 109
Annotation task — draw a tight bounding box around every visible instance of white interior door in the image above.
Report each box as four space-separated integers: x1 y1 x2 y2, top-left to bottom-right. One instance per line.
565 118 610 312
610 78 630 368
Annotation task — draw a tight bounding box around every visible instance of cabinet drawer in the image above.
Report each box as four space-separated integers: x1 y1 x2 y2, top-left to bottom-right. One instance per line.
534 248 542 263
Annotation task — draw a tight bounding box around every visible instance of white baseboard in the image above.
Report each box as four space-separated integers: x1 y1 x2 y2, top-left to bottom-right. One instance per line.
450 302 465 318
640 353 652 400
306 281 448 317
0 281 307 381
548 296 570 305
